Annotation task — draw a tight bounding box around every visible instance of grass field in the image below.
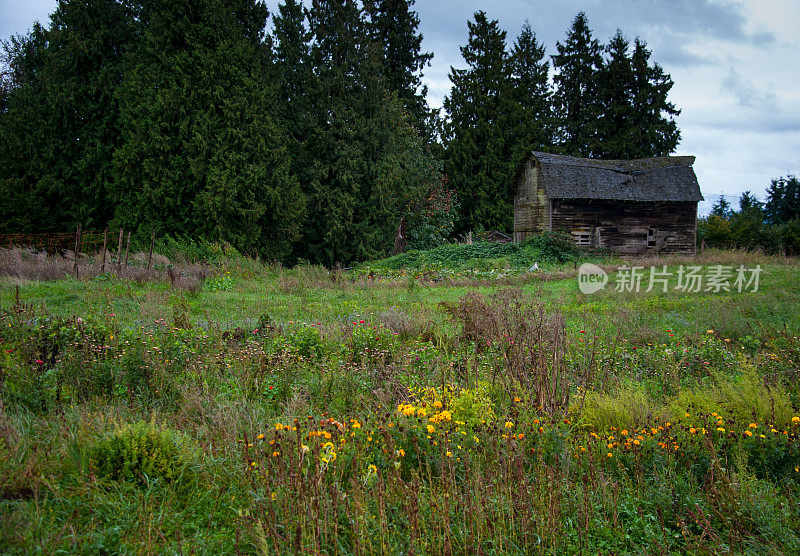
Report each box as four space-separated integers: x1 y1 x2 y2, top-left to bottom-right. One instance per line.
1 244 799 553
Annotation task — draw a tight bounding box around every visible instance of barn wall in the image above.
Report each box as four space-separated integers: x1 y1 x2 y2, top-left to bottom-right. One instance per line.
513 160 550 242
550 199 697 255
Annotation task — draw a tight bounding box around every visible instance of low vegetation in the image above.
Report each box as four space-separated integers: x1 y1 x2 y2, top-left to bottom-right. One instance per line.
1 245 799 553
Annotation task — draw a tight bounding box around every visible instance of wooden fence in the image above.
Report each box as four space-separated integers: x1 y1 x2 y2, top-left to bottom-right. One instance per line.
0 226 157 278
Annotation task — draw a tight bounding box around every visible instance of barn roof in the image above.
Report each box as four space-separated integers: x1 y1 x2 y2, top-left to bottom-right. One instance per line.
529 151 704 202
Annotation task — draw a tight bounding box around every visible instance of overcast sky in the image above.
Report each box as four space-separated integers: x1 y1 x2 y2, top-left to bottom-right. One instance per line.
2 0 799 215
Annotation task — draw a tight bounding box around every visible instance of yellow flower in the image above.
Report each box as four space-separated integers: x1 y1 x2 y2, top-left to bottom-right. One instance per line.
275 423 284 431
368 464 377 473
445 451 452 457
504 421 514 428
607 452 613 458
433 400 443 409
744 430 752 437
717 427 725 433
257 433 265 440
272 451 280 457
633 439 640 445
427 425 435 434
792 416 799 424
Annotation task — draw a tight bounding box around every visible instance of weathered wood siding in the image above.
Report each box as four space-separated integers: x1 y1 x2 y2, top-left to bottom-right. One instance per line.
513 159 550 242
550 199 697 255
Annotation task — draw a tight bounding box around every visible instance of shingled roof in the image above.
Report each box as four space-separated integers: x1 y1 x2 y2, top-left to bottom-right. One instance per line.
529 151 704 202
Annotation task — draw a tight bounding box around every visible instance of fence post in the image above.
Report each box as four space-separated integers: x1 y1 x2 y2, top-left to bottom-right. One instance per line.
124 231 131 268
116 228 124 274
100 229 108 273
73 224 82 279
147 230 155 271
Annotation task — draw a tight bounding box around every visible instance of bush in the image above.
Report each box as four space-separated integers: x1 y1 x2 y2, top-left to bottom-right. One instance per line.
288 324 327 359
90 420 194 487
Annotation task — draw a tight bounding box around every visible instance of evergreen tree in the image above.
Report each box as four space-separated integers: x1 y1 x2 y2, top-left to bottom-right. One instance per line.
111 0 305 260
551 12 603 157
509 21 553 158
739 191 763 212
443 11 516 234
765 175 800 225
364 0 435 142
0 0 136 232
300 0 436 265
272 0 314 209
627 38 680 157
595 30 636 158
711 197 733 219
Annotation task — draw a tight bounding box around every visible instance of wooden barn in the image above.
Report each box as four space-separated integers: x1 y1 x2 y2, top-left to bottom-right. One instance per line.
513 151 704 254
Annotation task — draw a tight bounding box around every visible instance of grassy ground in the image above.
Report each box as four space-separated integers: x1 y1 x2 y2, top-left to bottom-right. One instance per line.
1 246 799 553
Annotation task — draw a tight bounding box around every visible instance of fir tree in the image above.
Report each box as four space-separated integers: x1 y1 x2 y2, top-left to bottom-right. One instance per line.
552 12 603 157
443 11 516 234
765 176 800 225
509 21 553 158
0 0 136 232
364 0 435 142
627 37 680 157
595 30 636 158
739 191 763 212
272 0 314 210
711 197 733 219
111 0 305 260
300 0 436 265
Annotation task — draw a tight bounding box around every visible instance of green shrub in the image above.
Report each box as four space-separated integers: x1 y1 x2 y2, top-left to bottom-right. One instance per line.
90 420 194 487
575 381 656 430
668 368 795 426
288 324 327 359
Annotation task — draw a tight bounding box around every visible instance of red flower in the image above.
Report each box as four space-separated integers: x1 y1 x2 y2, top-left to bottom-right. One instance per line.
35 359 44 365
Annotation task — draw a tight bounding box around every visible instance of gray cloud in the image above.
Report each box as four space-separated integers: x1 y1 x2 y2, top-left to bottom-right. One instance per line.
719 68 778 110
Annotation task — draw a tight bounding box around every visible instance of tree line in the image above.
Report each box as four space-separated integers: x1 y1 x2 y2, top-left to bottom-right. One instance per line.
0 1 723 264
700 177 800 254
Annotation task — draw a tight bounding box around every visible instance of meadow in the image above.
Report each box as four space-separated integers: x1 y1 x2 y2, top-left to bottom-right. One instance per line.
1 241 799 554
